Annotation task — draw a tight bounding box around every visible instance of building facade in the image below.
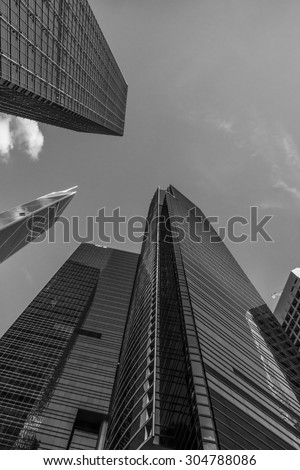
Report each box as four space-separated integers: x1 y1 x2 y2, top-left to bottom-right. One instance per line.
0 186 77 263
274 268 300 349
250 304 300 408
0 244 139 449
105 186 300 450
0 0 127 135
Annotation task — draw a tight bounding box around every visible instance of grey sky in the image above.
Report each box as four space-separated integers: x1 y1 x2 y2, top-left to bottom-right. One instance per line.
1 0 300 335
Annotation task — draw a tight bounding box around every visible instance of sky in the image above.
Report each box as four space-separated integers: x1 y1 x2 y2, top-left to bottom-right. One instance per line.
1 0 300 335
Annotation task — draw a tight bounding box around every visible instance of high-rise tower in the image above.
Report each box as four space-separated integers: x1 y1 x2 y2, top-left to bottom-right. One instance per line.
0 244 139 449
0 186 77 263
105 186 300 450
274 268 300 348
0 0 127 135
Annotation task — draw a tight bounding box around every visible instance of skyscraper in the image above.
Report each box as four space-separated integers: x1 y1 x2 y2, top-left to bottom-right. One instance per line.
0 244 139 449
258 268 300 401
1 187 300 450
274 268 300 349
106 186 300 450
0 0 127 135
249 304 300 408
0 186 77 263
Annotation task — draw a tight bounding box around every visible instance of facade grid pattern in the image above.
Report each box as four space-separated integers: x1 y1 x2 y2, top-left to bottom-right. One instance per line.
105 193 161 450
0 244 139 450
105 190 219 450
0 259 99 449
0 0 127 135
166 186 300 449
36 244 139 450
106 186 300 450
274 272 300 349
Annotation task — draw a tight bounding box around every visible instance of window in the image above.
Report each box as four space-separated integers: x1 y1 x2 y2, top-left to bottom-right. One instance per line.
67 410 105 450
78 329 101 340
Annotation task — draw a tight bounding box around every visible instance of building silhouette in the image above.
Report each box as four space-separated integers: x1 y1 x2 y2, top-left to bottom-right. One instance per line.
0 0 127 135
1 187 300 450
0 186 77 263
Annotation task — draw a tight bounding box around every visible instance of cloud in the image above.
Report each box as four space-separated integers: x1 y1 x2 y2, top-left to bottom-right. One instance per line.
208 110 300 206
13 118 44 161
206 115 235 135
250 120 300 203
216 119 234 134
0 113 44 162
276 128 300 170
269 130 300 202
272 177 300 201
0 114 14 161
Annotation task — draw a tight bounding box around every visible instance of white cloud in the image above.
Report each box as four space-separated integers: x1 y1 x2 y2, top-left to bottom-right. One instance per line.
206 115 235 135
13 117 44 161
278 130 300 170
272 178 300 201
0 114 14 162
269 130 300 201
217 119 234 134
209 110 300 206
0 114 44 162
252 121 300 203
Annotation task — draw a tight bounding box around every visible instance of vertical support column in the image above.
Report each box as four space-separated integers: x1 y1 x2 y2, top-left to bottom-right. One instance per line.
96 419 108 450
152 187 161 440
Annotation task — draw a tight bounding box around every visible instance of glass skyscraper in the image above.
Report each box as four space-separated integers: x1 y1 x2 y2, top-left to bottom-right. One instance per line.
0 0 127 135
0 244 139 449
0 186 77 263
1 187 300 450
106 186 300 450
273 268 300 349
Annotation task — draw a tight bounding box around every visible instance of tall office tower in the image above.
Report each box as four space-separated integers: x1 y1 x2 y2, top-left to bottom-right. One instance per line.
249 304 300 406
0 186 77 263
274 268 300 348
0 1 127 135
105 185 300 450
0 244 139 449
260 268 300 400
